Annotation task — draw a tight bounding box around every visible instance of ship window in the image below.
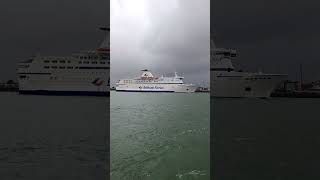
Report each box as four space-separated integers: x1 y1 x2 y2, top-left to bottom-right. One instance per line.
84 56 87 60
19 75 27 79
59 66 65 69
22 59 34 63
100 61 106 64
67 66 73 69
101 55 109 60
78 61 82 64
44 60 50 63
84 61 89 64
19 65 29 68
59 60 66 63
51 66 57 69
92 61 97 64
245 87 251 91
44 66 49 69
52 60 57 63
80 56 83 60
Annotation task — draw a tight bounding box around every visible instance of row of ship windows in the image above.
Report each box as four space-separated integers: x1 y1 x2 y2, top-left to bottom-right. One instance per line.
77 56 108 60
123 80 161 83
19 76 107 80
78 61 109 64
245 77 272 80
44 60 109 64
43 66 109 69
122 80 179 83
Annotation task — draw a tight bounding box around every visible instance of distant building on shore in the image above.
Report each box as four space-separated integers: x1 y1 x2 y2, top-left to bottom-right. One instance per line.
195 86 210 93
0 80 19 92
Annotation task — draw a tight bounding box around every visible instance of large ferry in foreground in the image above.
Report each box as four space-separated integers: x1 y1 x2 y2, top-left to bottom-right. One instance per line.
116 70 197 93
17 27 110 96
211 38 287 98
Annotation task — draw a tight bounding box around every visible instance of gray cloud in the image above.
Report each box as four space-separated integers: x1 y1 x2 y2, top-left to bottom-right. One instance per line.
111 0 210 87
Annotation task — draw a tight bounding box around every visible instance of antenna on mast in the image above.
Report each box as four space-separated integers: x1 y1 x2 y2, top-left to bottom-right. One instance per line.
300 63 303 90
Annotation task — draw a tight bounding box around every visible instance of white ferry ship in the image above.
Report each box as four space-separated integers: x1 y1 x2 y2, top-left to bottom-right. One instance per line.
116 70 197 93
211 38 287 98
17 27 110 96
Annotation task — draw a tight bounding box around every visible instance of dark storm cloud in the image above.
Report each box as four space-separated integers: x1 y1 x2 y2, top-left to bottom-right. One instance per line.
212 0 320 81
111 0 210 86
0 0 108 80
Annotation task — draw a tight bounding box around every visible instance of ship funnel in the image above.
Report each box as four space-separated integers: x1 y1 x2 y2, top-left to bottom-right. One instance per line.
99 27 110 49
174 72 184 79
211 33 217 61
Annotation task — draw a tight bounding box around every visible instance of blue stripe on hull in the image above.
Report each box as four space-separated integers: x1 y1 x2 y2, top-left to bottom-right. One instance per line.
116 90 175 92
19 90 110 96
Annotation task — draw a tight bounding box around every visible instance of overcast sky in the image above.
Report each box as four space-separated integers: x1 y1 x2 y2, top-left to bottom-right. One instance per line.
213 0 320 82
111 0 210 87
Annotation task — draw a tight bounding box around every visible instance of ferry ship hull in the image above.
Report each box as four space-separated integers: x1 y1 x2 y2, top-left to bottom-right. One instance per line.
211 38 287 98
211 72 286 98
116 70 196 93
116 83 196 93
18 74 109 96
17 27 110 97
19 90 109 96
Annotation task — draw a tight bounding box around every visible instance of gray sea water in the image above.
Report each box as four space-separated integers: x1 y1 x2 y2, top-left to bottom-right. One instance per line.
0 92 109 180
212 98 320 180
3 91 316 180
111 91 210 180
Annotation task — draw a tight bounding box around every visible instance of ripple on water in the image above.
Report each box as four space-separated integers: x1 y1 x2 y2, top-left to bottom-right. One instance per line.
176 170 207 179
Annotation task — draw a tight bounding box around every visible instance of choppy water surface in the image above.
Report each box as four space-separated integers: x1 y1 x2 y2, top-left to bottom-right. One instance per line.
111 92 210 180
0 92 109 180
212 98 320 180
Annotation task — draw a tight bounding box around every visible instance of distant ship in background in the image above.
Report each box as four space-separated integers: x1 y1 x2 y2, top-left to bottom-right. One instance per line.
211 38 287 98
116 70 197 93
17 27 110 96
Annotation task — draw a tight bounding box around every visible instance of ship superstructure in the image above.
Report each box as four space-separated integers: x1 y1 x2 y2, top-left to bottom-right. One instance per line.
17 28 110 96
211 38 287 98
116 70 196 93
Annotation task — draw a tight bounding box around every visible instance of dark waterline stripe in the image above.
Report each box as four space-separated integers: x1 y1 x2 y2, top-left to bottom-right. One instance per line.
18 73 51 75
217 75 243 78
78 67 110 69
210 68 234 71
19 90 109 96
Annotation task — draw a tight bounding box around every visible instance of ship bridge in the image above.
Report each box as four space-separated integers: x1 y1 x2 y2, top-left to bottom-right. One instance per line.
211 39 236 71
140 70 156 80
